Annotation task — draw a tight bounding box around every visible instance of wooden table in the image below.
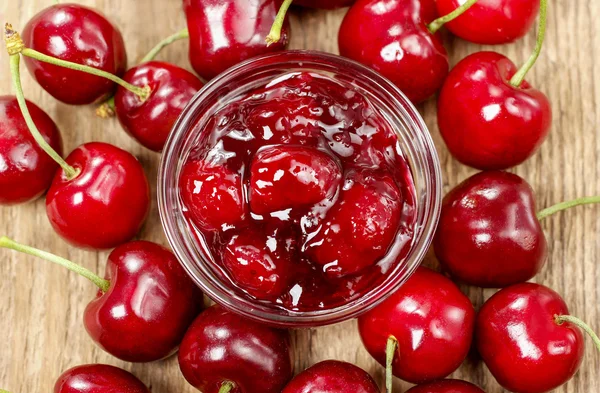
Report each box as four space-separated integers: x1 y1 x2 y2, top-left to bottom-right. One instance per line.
1 1 599 392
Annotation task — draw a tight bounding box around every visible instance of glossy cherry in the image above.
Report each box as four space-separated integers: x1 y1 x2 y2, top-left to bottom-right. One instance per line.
406 380 485 393
55 364 150 393
282 360 379 393
0 237 203 362
178 305 293 393
21 3 127 105
0 95 62 205
436 0 540 45
183 0 291 80
476 283 600 393
358 266 475 384
294 0 355 8
114 61 204 152
46 142 150 249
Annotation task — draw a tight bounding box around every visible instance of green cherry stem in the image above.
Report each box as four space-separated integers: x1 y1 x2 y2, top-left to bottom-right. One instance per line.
385 336 398 393
537 196 600 221
555 315 600 352
218 381 235 393
0 237 110 292
427 0 479 34
266 0 293 46
0 389 10 393
140 28 190 63
510 0 548 87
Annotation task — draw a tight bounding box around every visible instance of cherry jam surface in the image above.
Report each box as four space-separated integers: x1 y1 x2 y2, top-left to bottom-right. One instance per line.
179 71 417 312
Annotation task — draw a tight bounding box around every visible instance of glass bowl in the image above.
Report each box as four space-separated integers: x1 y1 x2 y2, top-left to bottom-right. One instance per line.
158 50 442 327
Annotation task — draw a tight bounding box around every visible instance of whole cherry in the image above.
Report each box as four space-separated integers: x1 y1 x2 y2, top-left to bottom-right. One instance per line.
437 0 551 170
0 237 203 362
178 305 293 393
406 380 485 393
21 3 127 105
436 0 540 45
358 266 475 386
0 95 63 205
294 0 355 7
477 283 600 393
55 364 150 393
184 0 291 80
281 360 379 393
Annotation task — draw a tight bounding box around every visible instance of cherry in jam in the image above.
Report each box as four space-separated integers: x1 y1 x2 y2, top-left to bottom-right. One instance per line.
179 72 416 312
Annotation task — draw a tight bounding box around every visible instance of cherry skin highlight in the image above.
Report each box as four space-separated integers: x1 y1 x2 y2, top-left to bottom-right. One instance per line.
406 380 485 393
282 360 379 393
436 0 540 45
22 3 127 105
434 171 547 288
438 52 551 170
338 0 448 103
358 266 475 384
114 61 204 152
178 305 293 393
84 241 203 362
54 364 150 393
0 96 63 205
46 142 150 250
476 283 585 393
183 0 290 80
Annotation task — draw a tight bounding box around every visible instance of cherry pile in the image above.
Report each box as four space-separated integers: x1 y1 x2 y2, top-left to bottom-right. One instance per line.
1 1 599 393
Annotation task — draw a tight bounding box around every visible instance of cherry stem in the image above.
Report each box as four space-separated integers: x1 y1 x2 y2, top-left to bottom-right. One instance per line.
427 0 479 34
537 196 600 221
555 315 600 353
385 336 398 393
0 236 110 292
140 28 189 63
96 96 116 119
510 0 548 87
218 381 235 393
266 0 292 46
0 389 10 393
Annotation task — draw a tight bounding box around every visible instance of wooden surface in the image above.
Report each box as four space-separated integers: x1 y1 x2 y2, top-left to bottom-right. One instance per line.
1 1 599 392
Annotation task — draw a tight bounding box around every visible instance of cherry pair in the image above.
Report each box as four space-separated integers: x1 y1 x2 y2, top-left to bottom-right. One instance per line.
0 237 202 362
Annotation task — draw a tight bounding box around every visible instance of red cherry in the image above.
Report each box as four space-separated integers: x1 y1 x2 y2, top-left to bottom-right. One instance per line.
0 95 63 205
437 52 551 170
21 4 127 105
436 0 540 45
55 364 150 393
179 160 247 232
178 305 293 393
338 0 448 103
46 142 150 250
114 61 204 152
476 283 598 393
305 171 402 278
249 145 342 216
358 267 475 385
183 0 291 80
434 171 547 287
406 380 485 393
282 360 379 393
294 0 355 7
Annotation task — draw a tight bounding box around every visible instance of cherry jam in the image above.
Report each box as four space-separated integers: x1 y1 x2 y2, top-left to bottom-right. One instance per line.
179 71 416 312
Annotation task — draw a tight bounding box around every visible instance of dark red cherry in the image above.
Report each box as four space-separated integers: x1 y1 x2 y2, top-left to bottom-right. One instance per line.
179 159 247 232
114 61 204 152
406 380 485 393
305 171 402 278
338 0 448 103
477 283 591 393
434 171 547 287
178 305 293 393
46 142 150 250
22 3 127 105
436 0 540 45
294 0 355 7
183 0 291 80
281 360 379 393
358 267 475 384
0 95 63 205
55 364 150 393
437 52 551 170
249 145 342 216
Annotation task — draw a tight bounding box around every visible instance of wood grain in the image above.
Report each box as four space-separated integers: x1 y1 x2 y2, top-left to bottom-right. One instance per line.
1 1 599 392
